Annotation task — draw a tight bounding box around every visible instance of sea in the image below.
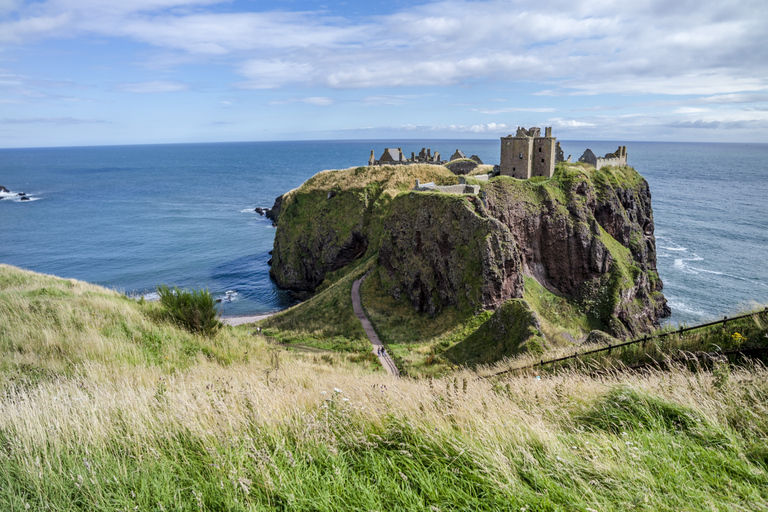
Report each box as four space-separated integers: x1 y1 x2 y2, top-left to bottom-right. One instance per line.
1 140 766 327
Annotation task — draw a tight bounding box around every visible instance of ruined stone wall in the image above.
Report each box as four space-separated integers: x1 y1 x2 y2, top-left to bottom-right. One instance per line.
594 146 628 170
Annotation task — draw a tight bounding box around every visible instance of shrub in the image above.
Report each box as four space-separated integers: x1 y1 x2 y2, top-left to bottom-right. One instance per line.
156 284 222 336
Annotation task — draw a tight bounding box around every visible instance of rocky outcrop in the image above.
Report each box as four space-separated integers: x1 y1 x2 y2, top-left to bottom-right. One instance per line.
481 169 668 336
269 188 374 292
265 195 283 226
267 164 669 338
378 193 523 315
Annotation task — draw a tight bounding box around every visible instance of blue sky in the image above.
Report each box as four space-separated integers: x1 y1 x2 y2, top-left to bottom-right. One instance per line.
1 0 767 147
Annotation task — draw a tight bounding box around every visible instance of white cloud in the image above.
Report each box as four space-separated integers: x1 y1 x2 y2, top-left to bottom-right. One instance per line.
550 118 596 128
117 80 188 93
2 0 767 98
237 60 314 89
269 96 335 106
473 107 556 114
673 107 710 114
1 116 106 124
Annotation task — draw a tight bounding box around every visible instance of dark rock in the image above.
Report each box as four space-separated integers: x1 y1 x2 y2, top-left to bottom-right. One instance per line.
265 195 282 222
267 257 273 266
0 186 8 193
269 188 371 292
20 196 30 201
254 207 265 216
288 290 314 301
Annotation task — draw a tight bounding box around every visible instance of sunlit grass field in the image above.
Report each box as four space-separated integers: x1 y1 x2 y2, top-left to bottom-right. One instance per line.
2 264 768 510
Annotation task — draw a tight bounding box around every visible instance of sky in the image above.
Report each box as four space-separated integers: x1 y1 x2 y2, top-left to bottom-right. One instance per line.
1 0 767 148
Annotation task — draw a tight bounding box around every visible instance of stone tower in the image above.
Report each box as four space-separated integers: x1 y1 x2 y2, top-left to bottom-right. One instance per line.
500 126 556 179
532 127 555 178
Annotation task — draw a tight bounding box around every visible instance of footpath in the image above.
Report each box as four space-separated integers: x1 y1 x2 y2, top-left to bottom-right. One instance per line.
351 274 400 377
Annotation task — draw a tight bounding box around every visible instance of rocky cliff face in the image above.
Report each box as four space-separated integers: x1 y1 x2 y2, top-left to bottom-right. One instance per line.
480 170 669 336
268 164 669 338
269 188 371 291
378 193 523 316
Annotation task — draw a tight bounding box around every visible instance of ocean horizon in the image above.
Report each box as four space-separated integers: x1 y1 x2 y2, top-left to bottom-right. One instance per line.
2 139 766 328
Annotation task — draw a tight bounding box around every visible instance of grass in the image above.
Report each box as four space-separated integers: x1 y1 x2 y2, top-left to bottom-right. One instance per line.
359 269 492 376
259 257 378 360
475 306 768 378
2 265 768 510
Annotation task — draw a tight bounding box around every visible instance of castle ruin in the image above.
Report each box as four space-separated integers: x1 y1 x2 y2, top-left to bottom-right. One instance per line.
577 146 628 170
369 147 443 166
500 126 628 178
499 126 560 179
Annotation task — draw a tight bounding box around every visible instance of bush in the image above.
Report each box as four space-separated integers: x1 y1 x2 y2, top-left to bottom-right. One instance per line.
156 284 222 336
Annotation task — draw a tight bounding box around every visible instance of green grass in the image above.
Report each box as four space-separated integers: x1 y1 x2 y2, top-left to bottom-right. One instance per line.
444 299 547 367
522 276 601 343
359 269 492 376
0 265 271 388
260 257 374 355
3 265 768 510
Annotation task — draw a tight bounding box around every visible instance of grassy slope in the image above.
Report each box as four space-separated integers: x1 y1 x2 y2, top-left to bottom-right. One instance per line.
2 265 768 510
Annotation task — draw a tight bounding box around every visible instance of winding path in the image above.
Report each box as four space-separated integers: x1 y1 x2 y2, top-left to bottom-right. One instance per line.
351 273 400 377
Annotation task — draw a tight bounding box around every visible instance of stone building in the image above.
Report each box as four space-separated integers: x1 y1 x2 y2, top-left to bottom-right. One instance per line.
377 148 407 164
450 149 467 161
499 126 556 179
578 146 627 170
368 147 443 166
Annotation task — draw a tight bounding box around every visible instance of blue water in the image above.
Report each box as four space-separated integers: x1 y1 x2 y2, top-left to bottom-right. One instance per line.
1 140 766 325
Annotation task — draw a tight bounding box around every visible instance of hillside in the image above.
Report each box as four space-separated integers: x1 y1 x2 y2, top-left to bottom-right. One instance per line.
264 162 669 372
2 264 768 510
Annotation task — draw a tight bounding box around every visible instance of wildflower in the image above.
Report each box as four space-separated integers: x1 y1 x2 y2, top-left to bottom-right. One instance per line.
334 387 342 393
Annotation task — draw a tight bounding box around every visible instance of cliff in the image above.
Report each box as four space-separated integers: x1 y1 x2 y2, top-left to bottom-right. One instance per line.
267 162 669 353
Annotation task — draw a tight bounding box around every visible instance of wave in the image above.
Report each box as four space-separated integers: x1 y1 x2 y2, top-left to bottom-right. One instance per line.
687 266 768 287
661 246 687 252
666 299 708 318
219 290 239 303
0 188 39 202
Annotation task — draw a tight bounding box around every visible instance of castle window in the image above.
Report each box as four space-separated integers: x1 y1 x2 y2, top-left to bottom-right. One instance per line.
541 159 545 163
519 152 523 159
539 148 542 153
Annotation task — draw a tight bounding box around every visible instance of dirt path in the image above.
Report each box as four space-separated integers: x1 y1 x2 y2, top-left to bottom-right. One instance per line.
352 273 399 377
